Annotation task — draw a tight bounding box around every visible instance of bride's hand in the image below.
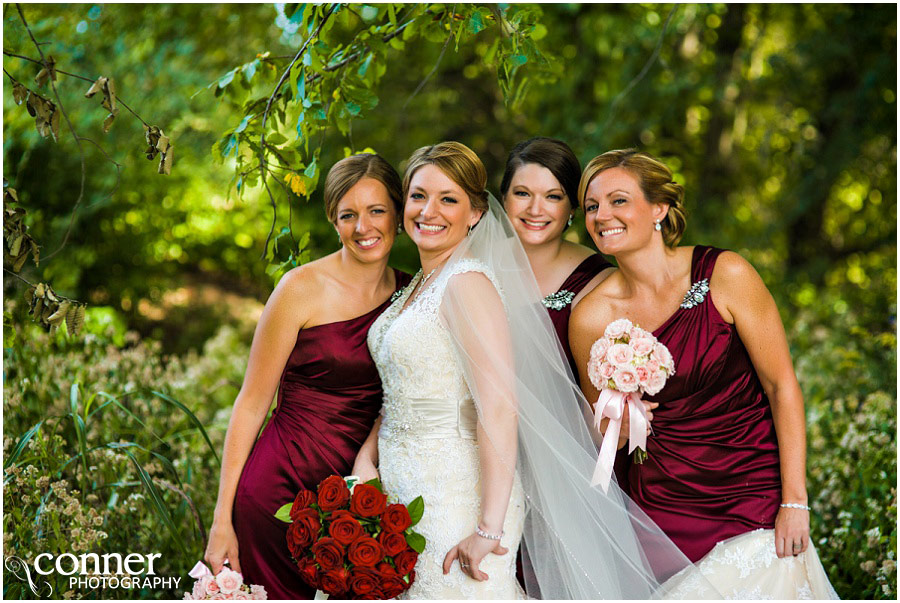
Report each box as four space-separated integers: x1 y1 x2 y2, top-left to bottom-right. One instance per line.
774 506 809 558
351 455 379 483
441 532 508 581
205 519 241 575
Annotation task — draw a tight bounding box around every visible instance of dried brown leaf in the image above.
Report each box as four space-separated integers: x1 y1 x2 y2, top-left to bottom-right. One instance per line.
12 83 27 105
34 56 56 87
158 147 173 175
8 233 23 257
84 76 108 98
24 285 35 306
48 301 70 325
12 249 30 272
71 304 86 336
49 108 61 142
102 111 116 133
156 134 170 154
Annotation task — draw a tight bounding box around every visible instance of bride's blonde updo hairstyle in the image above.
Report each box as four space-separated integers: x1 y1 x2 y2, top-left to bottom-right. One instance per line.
578 149 687 247
324 153 403 224
402 141 489 212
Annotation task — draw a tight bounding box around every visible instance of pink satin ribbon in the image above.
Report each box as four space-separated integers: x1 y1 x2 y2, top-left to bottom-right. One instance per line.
591 388 649 493
188 559 232 579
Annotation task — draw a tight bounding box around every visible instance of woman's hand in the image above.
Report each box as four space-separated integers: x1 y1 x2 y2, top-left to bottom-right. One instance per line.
205 519 241 575
774 506 809 558
351 454 379 483
441 532 509 581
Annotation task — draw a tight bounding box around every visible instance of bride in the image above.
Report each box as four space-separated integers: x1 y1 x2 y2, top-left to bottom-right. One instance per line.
352 142 715 599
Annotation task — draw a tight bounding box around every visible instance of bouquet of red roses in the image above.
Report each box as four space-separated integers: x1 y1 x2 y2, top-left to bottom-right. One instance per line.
275 475 425 599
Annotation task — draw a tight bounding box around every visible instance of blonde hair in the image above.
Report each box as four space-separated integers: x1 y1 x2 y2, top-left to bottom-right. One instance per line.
578 149 686 246
323 154 402 224
402 142 489 211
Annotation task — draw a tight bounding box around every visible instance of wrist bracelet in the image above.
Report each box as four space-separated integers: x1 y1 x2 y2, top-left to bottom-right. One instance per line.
475 525 504 541
780 502 811 511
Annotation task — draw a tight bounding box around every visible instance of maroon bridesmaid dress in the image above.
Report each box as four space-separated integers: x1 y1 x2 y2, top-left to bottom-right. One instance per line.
620 246 782 563
231 269 410 599
544 253 612 374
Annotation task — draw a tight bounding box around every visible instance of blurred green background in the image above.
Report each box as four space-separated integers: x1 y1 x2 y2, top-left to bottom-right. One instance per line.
3 3 896 599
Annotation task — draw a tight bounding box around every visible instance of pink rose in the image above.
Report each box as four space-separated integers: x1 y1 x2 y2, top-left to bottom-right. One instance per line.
600 362 616 379
644 370 668 395
612 367 640 392
644 359 660 373
216 569 243 595
204 576 221 596
635 365 650 384
630 337 655 357
249 585 267 600
608 343 634 367
230 588 251 600
589 337 611 363
605 318 632 340
651 343 675 372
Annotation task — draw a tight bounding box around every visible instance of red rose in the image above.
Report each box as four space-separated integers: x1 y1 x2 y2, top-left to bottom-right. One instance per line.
328 510 364 546
378 530 408 556
350 484 387 517
395 549 418 575
380 503 412 532
347 534 385 567
296 555 320 589
290 489 317 520
357 591 385 600
377 562 397 576
311 537 345 571
348 567 380 595
320 567 351 596
286 507 321 558
317 475 351 511
382 574 407 599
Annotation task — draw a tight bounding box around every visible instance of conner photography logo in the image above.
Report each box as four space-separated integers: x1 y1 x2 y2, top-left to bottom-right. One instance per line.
4 552 180 598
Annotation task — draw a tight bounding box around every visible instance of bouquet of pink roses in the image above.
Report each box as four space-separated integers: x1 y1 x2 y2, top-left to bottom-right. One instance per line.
183 561 267 600
586 318 675 492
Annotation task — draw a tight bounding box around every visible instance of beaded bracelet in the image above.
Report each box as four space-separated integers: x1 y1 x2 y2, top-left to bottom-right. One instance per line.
475 525 504 541
780 502 811 511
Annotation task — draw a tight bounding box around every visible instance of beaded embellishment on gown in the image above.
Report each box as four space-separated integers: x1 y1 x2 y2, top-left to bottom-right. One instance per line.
368 259 526 600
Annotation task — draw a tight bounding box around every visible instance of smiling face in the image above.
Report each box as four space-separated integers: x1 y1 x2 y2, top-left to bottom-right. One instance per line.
404 163 483 260
582 166 668 255
334 177 398 264
504 163 573 247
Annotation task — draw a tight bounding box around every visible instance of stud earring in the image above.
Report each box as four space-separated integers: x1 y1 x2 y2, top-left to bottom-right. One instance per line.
654 219 662 232
566 215 574 228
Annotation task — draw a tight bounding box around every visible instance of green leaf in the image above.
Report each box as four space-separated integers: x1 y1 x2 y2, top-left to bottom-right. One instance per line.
510 54 528 67
468 11 486 34
346 101 362 116
242 59 260 83
223 134 238 157
407 495 425 526
217 69 236 89
358 53 374 77
266 132 288 146
234 114 253 134
275 502 293 523
405 531 426 554
304 157 317 179
361 5 378 21
364 477 384 492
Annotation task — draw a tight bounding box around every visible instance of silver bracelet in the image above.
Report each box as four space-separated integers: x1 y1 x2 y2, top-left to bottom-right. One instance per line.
780 502 811 511
475 525 504 541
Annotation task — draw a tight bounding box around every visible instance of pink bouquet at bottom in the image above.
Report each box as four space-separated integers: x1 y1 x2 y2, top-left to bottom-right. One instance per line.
183 561 267 600
586 318 675 492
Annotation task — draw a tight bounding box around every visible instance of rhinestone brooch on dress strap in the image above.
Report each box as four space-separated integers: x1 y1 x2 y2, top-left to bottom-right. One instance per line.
680 278 710 309
542 289 576 311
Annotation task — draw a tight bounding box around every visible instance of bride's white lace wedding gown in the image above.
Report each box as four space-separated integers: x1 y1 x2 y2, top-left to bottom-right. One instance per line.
368 260 526 600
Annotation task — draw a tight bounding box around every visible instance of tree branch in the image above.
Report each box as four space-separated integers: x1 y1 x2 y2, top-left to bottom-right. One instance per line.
602 5 678 134
4 48 150 126
402 7 455 111
258 3 339 260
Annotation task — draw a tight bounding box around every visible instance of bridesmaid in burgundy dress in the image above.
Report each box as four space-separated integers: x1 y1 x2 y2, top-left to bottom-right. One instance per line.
499 137 613 374
570 149 836 598
203 154 411 599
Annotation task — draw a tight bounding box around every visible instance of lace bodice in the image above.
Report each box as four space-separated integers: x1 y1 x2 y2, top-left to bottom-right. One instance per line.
368 259 505 442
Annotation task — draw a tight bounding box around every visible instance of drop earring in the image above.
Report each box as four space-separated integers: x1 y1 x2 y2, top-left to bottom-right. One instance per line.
566 215 573 228
397 223 403 234
654 219 662 231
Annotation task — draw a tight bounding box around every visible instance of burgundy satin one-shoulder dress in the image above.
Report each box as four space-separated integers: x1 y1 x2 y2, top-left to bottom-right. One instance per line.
620 246 781 563
545 254 612 374
231 269 410 599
